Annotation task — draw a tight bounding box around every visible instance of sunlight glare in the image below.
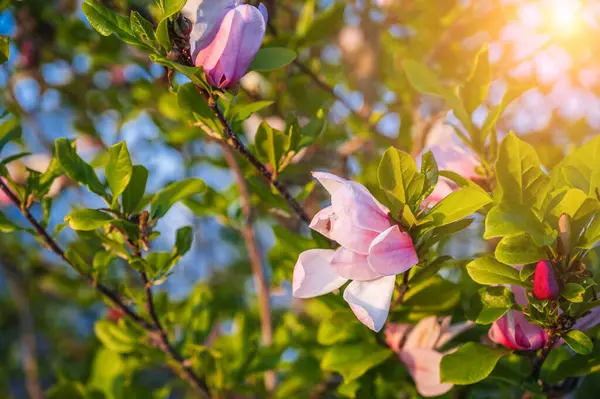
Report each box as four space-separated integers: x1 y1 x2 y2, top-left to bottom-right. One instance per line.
548 0 583 34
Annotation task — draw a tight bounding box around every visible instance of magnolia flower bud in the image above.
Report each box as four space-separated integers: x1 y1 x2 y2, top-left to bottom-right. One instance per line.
533 260 560 300
183 0 268 89
558 213 571 255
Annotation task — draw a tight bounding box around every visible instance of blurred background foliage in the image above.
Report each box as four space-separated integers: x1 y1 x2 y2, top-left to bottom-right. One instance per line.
1 0 600 398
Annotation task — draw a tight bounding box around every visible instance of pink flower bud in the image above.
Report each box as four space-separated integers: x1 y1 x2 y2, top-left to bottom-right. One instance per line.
533 260 560 300
184 1 268 89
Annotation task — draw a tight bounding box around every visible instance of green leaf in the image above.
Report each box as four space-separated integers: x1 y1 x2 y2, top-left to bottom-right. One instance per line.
560 136 600 197
317 310 369 346
65 209 113 231
65 248 91 274
151 178 205 219
296 0 316 36
176 83 219 131
548 342 600 382
378 147 422 213
156 0 187 50
562 283 585 303
440 343 508 384
466 256 525 287
420 150 439 202
254 122 286 173
94 320 138 354
30 156 63 198
248 48 297 72
122 165 148 215
484 203 556 247
321 343 392 382
231 100 274 122
496 132 549 209
463 44 490 114
145 251 177 279
174 226 193 257
55 138 106 198
0 210 19 232
402 276 461 312
105 141 133 204
563 330 593 355
130 11 156 43
298 109 327 148
427 187 491 226
0 35 9 65
579 215 600 249
0 117 21 154
150 55 202 83
495 234 546 266
520 264 536 281
466 286 515 325
82 1 140 46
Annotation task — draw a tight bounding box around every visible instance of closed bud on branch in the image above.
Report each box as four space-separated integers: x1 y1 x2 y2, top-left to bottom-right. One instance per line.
533 260 560 300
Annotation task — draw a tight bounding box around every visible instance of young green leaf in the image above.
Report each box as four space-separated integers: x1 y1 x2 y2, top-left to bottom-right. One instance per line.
255 122 286 173
0 210 19 232
82 1 141 46
496 132 549 209
151 178 205 219
174 226 193 257
105 141 133 204
463 44 490 114
0 35 9 65
427 187 491 226
321 343 392 382
155 0 187 50
495 234 546 266
248 48 297 72
484 203 556 247
563 330 593 355
466 256 525 287
122 165 148 215
55 138 106 198
562 283 585 303
466 286 515 325
65 209 113 231
441 343 508 384
378 147 422 213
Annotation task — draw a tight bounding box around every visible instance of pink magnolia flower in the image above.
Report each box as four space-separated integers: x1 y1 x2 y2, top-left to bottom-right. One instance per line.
488 286 547 351
293 172 419 332
417 122 480 204
183 0 267 89
385 316 474 397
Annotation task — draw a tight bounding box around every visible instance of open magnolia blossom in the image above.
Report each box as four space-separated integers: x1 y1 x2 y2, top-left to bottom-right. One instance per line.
292 172 419 332
182 0 267 89
417 121 480 204
385 316 474 397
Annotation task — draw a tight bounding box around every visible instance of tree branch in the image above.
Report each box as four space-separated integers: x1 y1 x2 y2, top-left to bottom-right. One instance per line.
220 142 276 391
197 87 311 225
0 179 211 398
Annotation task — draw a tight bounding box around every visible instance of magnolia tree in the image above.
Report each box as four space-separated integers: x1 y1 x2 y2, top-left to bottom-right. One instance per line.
1 0 600 398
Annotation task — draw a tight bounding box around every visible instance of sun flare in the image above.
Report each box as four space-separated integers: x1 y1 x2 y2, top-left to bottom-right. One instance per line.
547 0 583 34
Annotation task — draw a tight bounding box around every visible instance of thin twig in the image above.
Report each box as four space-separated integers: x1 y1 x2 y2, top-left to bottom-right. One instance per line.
139 271 211 397
220 143 276 391
391 272 411 308
0 180 211 398
532 331 558 381
197 87 311 224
